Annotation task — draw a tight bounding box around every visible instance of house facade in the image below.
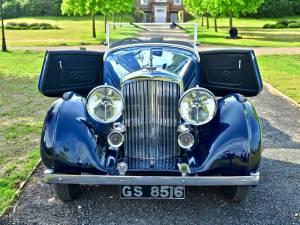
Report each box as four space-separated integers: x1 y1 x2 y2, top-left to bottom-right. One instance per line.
136 0 184 23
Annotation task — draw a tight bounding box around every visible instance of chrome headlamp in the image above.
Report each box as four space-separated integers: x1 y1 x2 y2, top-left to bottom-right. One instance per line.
179 87 217 126
86 85 124 123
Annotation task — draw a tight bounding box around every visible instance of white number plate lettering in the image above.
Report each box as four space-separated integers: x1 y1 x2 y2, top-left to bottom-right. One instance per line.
120 185 185 199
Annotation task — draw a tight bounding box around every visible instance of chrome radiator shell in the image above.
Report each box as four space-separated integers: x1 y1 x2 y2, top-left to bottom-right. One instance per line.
122 80 180 169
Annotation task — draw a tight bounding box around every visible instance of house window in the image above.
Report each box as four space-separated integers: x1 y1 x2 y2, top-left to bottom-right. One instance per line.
144 13 151 22
174 0 181 5
155 0 167 2
141 0 148 5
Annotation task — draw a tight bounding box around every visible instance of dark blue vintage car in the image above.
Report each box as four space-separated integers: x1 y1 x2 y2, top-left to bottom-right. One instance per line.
39 23 263 202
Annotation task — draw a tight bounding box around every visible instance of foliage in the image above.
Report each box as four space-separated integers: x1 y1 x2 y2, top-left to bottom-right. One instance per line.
185 0 264 29
275 23 288 29
196 16 300 47
262 20 300 29
218 0 265 17
4 16 137 46
263 23 275 29
5 22 59 30
288 22 300 28
2 0 62 18
61 0 134 36
255 0 300 18
61 0 134 17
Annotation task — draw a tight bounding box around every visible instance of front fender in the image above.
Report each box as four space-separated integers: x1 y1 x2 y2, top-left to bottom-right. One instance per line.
190 94 262 175
40 93 108 174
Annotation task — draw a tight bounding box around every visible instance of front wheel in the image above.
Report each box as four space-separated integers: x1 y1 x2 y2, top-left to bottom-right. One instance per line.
222 186 250 202
54 184 81 202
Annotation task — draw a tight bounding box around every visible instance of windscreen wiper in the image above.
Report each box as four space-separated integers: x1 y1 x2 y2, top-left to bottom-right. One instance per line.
170 22 190 33
130 22 149 32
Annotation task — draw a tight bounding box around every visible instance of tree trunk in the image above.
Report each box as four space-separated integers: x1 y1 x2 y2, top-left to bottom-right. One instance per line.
120 15 123 27
206 13 209 29
214 16 218 32
201 14 204 27
92 13 96 38
104 15 107 33
229 12 233 29
113 14 116 30
0 0 7 52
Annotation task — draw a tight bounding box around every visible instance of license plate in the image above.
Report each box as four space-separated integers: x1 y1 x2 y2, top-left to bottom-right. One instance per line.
120 185 185 199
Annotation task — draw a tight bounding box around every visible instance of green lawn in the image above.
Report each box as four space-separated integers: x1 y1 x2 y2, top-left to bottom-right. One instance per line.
0 51 51 215
3 16 300 47
197 17 300 47
257 54 300 103
4 16 137 47
0 51 299 215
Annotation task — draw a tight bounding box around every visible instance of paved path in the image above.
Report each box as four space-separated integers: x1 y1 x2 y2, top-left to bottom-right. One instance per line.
1 86 299 225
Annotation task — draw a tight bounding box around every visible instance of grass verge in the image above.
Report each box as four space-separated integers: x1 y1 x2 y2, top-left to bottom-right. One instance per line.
197 16 300 47
4 16 137 47
0 51 51 215
257 54 300 104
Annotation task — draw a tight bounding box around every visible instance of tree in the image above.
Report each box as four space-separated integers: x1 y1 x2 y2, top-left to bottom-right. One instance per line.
205 0 222 32
62 0 100 38
0 0 7 52
184 0 208 28
219 0 264 28
110 0 134 29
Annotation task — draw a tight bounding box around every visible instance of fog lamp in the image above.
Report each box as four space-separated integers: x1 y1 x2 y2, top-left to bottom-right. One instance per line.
178 132 194 149
108 131 124 148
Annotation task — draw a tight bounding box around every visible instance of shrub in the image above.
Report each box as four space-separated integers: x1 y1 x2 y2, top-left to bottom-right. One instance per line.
5 22 59 30
51 25 60 29
6 25 22 30
288 23 300 28
38 23 51 28
263 24 273 29
262 23 277 29
288 20 298 24
6 22 18 26
18 22 30 28
277 20 289 26
29 23 39 28
275 23 287 29
30 26 40 30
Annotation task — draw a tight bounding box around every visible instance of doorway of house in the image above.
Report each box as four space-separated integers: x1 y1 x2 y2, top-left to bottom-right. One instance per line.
154 6 167 23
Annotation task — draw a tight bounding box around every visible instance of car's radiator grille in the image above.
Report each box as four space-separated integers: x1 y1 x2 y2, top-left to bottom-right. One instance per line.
122 80 180 169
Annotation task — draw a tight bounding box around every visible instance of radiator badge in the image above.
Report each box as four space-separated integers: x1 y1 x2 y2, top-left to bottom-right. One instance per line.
177 163 191 176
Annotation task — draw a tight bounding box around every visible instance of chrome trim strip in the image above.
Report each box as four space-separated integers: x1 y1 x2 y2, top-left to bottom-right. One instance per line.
43 172 260 186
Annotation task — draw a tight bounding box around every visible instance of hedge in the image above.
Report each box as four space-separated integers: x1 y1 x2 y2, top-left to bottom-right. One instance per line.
5 22 60 30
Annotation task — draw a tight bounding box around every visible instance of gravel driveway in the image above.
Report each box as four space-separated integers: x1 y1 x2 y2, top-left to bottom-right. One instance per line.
1 87 300 225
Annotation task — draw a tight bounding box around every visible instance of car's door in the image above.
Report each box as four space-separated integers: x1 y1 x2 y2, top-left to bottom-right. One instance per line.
198 49 263 97
39 50 104 97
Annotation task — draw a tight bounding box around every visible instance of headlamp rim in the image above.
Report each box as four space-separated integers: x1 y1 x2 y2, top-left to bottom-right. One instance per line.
107 131 124 148
179 87 218 126
86 84 125 123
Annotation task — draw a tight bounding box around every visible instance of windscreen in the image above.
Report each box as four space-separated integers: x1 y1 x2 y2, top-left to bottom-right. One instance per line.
107 23 197 49
106 46 196 78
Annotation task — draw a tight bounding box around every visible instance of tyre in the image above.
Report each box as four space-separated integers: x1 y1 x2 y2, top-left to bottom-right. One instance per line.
54 184 81 202
222 185 250 202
